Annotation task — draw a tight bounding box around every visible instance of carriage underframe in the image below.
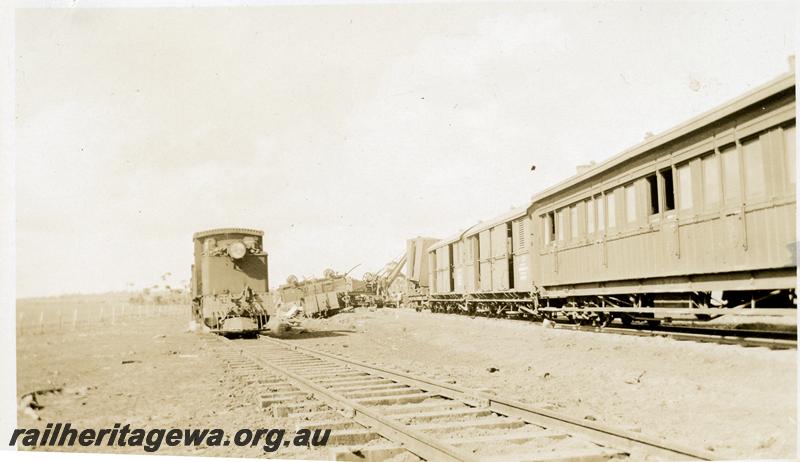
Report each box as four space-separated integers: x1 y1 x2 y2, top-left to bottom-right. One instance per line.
422 287 795 326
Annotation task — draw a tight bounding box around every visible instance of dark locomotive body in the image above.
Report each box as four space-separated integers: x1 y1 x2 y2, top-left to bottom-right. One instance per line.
191 228 273 336
419 71 797 322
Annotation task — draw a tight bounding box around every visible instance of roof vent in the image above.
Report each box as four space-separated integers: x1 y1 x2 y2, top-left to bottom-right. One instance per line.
576 161 596 175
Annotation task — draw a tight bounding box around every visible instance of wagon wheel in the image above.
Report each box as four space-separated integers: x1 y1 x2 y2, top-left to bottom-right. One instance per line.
589 312 611 328
569 313 586 326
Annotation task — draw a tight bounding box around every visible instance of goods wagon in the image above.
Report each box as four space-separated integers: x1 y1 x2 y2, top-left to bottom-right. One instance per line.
190 228 274 336
418 70 796 323
426 206 534 315
276 257 409 316
277 272 362 317
405 237 441 310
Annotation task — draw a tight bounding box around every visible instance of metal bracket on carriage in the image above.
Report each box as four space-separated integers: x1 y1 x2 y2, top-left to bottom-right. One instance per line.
519 305 537 316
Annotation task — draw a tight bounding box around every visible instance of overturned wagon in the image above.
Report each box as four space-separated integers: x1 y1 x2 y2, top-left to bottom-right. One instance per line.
277 273 362 317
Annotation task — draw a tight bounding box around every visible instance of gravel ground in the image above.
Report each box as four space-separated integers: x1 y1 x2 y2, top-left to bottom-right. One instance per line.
15 314 336 459
288 307 797 461
15 306 797 461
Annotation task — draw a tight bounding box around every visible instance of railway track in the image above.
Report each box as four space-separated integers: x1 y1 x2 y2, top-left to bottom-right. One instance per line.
219 335 716 462
420 308 796 349
556 322 797 349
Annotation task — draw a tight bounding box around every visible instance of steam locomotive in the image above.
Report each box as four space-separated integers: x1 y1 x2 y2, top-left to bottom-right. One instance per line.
190 228 274 337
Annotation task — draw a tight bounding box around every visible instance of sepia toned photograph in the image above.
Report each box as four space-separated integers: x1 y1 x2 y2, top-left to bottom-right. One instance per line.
2 1 797 462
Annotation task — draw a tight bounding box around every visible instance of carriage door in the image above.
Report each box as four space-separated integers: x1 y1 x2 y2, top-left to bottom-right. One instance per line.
467 236 480 293
449 243 459 292
479 230 492 291
491 224 509 291
428 251 437 293
659 167 681 263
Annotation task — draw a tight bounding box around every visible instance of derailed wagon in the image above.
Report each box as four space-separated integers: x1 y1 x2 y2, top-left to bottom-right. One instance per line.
277 273 361 317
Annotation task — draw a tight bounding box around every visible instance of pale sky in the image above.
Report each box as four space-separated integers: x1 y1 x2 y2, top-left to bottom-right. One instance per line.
13 1 796 297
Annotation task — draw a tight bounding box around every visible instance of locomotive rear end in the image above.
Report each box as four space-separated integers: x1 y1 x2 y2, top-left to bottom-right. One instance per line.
191 228 273 337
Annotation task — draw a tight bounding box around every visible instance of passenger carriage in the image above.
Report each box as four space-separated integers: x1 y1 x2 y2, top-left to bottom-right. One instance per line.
531 72 796 323
419 71 796 323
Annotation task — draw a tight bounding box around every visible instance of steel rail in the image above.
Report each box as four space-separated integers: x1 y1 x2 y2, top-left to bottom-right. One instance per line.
619 324 796 340
421 309 796 348
260 336 716 461
562 323 797 349
221 336 480 462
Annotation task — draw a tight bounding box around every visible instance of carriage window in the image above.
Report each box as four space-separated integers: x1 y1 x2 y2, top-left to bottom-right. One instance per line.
647 174 659 215
625 184 636 223
702 154 720 207
517 218 527 250
677 163 693 210
570 205 579 239
660 168 675 211
785 125 796 186
586 198 595 234
721 145 741 205
597 196 605 231
743 137 765 199
544 212 555 245
557 209 565 241
607 191 616 229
